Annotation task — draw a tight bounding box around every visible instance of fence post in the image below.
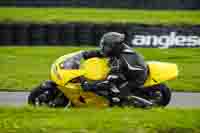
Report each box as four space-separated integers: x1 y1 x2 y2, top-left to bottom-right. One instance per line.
60 23 75 45
13 23 29 45
46 24 61 45
0 24 14 45
29 24 46 45
92 24 110 46
75 23 94 45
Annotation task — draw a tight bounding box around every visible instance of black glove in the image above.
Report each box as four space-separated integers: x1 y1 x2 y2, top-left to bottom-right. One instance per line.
81 81 98 91
107 74 126 85
82 80 112 92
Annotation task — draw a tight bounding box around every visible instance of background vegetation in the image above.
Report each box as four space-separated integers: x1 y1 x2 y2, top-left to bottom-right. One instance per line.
0 8 199 25
0 46 199 92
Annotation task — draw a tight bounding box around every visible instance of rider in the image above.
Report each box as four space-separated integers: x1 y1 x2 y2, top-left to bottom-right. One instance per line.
82 32 148 102
41 32 148 105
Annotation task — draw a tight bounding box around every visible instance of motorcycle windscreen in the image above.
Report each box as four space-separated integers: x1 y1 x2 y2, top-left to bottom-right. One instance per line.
81 58 110 81
143 61 178 87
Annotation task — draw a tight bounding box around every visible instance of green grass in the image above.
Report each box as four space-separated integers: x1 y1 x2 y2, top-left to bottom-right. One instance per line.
0 107 199 133
0 46 200 92
0 8 200 25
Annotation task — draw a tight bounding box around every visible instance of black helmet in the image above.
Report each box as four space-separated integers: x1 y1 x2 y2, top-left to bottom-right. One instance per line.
100 32 125 57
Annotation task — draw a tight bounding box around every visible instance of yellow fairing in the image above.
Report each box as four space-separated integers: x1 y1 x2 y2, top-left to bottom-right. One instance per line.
50 57 110 107
52 66 84 86
50 57 110 85
144 61 178 87
81 58 110 80
50 54 178 107
59 83 109 108
50 51 85 86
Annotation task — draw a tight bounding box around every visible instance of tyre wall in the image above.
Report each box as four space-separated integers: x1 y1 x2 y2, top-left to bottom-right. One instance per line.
0 23 199 47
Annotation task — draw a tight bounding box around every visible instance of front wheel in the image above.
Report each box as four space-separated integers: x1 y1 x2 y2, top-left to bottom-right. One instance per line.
143 84 171 107
28 82 69 108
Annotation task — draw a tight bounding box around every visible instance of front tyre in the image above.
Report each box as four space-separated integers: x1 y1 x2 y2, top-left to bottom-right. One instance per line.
28 81 69 108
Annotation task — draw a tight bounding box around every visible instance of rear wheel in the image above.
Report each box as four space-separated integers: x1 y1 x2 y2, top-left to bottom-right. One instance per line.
143 84 171 107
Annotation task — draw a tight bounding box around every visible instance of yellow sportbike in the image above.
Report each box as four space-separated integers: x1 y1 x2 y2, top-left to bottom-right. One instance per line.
28 53 178 108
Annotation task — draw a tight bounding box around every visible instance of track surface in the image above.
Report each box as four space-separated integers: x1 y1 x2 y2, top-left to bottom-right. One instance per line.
0 92 200 107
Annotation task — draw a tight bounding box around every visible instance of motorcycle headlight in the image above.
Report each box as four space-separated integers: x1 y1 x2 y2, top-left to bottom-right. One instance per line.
52 64 62 80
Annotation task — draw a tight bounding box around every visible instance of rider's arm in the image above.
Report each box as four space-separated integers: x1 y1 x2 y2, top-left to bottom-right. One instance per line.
82 50 104 59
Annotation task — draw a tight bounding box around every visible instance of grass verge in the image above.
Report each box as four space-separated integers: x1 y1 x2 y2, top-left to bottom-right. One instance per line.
0 106 199 133
0 8 199 25
0 46 200 92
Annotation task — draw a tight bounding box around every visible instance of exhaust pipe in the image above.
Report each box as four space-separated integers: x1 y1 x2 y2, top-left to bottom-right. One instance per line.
128 95 153 107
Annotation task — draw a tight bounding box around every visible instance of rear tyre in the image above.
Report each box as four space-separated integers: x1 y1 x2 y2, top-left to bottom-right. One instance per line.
145 84 171 107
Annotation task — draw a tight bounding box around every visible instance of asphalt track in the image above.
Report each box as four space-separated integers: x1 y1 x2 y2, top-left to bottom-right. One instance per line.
0 92 200 107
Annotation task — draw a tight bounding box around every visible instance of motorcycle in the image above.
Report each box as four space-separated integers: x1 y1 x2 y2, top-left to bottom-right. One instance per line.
28 51 178 108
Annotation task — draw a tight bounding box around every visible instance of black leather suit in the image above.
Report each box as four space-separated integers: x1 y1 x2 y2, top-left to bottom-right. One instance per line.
82 46 148 96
